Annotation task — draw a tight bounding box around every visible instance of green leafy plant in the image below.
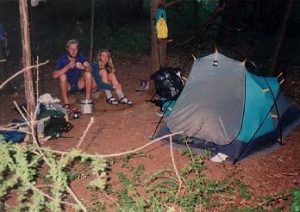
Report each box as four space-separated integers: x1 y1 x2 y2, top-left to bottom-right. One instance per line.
0 141 107 211
237 180 251 200
291 189 300 212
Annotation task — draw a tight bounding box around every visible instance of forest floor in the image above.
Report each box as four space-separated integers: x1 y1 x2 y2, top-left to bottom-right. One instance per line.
0 54 299 211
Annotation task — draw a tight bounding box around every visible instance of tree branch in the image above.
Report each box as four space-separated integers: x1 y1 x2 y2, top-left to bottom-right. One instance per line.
0 60 49 90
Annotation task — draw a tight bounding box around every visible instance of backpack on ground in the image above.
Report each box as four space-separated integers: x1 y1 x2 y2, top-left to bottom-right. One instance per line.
43 116 73 139
150 67 184 109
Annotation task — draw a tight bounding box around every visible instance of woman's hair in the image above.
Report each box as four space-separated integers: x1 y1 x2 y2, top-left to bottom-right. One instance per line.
97 49 115 73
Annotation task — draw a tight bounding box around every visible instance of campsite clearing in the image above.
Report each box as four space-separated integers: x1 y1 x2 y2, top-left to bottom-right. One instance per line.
1 55 299 210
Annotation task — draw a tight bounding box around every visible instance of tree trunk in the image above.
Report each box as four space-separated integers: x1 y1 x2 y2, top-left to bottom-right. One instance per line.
150 0 167 74
19 0 35 115
269 0 294 76
150 0 159 73
89 0 95 62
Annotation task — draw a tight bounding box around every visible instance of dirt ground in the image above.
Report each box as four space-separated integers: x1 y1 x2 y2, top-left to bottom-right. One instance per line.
0 56 299 210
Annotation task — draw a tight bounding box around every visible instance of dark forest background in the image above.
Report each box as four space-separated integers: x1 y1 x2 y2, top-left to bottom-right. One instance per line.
0 0 300 75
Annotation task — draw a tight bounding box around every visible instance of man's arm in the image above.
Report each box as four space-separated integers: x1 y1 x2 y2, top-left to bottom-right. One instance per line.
53 62 74 79
76 61 92 72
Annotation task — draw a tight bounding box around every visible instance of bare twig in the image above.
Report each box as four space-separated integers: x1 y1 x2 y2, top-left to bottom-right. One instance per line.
258 193 291 207
0 127 32 135
66 187 87 212
13 101 30 126
32 186 77 207
22 104 31 118
41 131 183 159
0 60 49 89
36 56 40 105
76 117 95 149
28 153 44 167
169 136 182 197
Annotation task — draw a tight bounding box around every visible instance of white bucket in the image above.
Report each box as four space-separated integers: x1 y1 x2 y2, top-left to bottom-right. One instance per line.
80 99 93 114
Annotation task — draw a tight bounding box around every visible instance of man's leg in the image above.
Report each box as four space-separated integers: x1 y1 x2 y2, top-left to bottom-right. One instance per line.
78 71 93 100
58 74 69 104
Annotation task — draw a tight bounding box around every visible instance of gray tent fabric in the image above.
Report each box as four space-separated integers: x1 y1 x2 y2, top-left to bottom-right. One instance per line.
156 52 300 162
166 52 245 145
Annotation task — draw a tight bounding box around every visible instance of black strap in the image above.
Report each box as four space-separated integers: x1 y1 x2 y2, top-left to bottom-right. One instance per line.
151 101 173 139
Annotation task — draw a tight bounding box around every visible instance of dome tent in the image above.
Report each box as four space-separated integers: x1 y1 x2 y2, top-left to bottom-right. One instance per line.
155 52 300 162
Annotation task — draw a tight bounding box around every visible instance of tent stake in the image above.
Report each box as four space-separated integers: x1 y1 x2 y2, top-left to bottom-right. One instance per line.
191 54 196 61
277 72 283 78
279 79 285 85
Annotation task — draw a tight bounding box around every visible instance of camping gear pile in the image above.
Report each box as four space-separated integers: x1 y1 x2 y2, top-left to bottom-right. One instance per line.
154 52 300 162
37 93 72 140
0 93 72 143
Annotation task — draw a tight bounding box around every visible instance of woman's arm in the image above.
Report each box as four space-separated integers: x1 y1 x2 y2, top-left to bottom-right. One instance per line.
91 62 113 90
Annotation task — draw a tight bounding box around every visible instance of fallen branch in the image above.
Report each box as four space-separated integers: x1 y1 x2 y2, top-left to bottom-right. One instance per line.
13 101 31 126
258 193 291 207
41 131 183 159
0 127 32 136
76 117 95 149
170 136 182 197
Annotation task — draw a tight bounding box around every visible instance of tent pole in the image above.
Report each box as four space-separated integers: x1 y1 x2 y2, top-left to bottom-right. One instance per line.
263 77 283 145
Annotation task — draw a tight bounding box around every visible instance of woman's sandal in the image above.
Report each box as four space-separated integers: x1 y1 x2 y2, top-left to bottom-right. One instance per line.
118 97 133 105
106 97 119 105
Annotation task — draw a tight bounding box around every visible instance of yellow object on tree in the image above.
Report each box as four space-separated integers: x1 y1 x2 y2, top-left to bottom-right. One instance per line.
156 17 168 39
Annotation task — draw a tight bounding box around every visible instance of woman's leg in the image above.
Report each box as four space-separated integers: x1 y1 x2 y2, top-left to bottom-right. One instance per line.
107 72 124 99
107 73 132 105
107 72 122 90
100 69 108 83
100 69 116 103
